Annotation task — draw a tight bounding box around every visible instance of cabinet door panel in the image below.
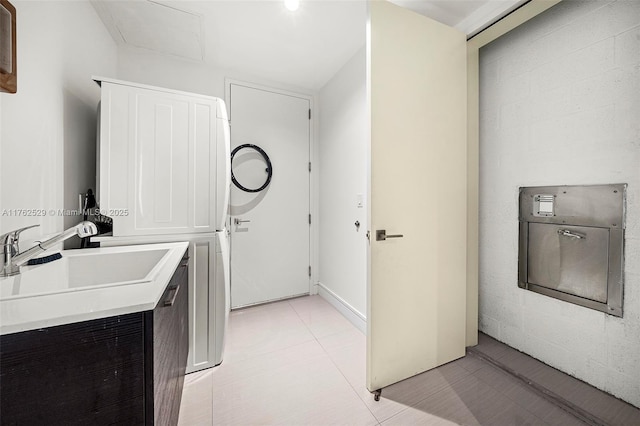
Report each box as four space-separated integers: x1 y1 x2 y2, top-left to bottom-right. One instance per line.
153 284 180 425
136 93 190 232
98 84 131 213
0 261 189 426
0 314 145 426
193 102 217 229
152 255 188 426
100 81 220 236
174 263 190 421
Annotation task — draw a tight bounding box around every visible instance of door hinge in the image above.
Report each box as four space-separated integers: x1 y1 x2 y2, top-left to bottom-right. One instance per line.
308 214 311 225
308 266 312 277
308 162 311 172
308 109 311 120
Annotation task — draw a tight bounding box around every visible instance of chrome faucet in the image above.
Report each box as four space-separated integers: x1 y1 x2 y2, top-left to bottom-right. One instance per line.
0 221 98 277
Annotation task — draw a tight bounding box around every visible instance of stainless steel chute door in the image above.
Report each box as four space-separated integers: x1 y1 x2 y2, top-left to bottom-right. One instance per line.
527 223 609 303
518 184 625 317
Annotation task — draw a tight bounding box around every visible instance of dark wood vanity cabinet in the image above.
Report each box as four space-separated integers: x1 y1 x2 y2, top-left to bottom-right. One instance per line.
148 253 189 426
0 251 189 426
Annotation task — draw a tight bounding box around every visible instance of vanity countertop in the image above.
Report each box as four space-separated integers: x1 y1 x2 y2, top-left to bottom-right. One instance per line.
0 241 188 335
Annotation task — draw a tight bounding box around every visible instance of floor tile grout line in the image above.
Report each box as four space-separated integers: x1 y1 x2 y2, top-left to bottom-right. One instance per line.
193 298 577 426
377 362 506 425
213 298 373 425
217 338 326 371
321 342 381 422
287 298 323 342
464 353 557 426
374 380 476 426
364 362 483 425
219 300 323 388
228 299 573 425
287 297 357 347
220 299 562 426
221 335 319 367
328 347 487 424
373 401 416 425
467 347 605 426
225 300 318 365
288 299 386 424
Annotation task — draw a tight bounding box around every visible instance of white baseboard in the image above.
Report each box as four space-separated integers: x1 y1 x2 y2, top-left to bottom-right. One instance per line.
316 282 367 334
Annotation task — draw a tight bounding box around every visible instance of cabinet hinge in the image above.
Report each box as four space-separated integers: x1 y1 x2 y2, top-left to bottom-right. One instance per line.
308 109 311 120
308 266 312 277
308 162 311 172
308 214 311 225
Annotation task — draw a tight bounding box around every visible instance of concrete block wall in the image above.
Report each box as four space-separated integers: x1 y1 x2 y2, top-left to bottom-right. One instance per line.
479 0 640 407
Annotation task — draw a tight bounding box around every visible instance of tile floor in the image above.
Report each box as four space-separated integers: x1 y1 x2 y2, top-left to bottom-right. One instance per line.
178 295 640 425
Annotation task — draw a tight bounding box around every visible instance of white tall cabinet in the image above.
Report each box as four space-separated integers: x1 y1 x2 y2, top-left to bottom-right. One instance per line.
94 77 231 373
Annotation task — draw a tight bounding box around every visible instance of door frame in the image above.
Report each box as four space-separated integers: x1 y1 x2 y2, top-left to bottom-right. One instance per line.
224 78 317 297
464 0 562 346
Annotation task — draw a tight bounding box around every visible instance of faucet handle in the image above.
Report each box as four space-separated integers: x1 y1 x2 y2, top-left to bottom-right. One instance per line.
1 224 40 253
9 224 40 240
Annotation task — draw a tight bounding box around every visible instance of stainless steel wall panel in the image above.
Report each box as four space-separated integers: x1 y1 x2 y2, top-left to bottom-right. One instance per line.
518 184 626 317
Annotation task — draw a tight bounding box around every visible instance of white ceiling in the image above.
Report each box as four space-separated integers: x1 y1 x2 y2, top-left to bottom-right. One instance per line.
91 0 525 91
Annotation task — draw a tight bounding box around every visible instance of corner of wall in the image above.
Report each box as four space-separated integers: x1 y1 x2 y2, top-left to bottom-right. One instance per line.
317 282 366 334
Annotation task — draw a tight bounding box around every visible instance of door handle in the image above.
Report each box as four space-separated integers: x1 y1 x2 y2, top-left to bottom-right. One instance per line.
163 285 180 307
558 229 585 240
376 230 403 241
234 218 251 225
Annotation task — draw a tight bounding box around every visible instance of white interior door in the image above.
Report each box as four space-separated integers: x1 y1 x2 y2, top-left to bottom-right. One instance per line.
228 83 310 308
367 1 468 392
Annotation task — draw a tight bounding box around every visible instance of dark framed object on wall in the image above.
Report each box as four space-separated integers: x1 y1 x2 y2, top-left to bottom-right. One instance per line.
0 0 16 93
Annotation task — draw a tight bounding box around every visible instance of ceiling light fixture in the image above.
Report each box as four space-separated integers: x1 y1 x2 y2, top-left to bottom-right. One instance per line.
284 0 299 12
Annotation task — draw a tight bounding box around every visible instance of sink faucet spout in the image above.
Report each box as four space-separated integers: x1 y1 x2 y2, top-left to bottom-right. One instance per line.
1 221 98 277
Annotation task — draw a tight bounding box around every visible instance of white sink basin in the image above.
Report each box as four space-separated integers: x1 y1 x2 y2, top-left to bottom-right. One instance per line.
1 247 170 301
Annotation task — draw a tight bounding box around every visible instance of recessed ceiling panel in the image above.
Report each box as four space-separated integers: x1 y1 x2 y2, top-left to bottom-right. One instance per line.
104 0 203 61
